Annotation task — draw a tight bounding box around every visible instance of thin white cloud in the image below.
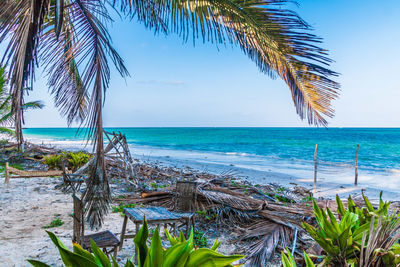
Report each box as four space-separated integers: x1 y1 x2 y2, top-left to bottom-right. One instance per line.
137 80 185 86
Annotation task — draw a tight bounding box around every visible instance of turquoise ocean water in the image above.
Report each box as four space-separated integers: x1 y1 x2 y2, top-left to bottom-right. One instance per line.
23 127 400 188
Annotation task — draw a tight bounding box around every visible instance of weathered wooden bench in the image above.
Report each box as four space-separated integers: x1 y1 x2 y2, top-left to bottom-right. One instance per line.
4 162 64 185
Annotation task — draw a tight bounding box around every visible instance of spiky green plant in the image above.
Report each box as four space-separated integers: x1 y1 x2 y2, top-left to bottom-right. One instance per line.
27 218 244 267
281 248 315 267
302 193 400 267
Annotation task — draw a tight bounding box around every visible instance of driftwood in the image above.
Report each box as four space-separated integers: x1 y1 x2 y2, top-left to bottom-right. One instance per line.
74 131 137 184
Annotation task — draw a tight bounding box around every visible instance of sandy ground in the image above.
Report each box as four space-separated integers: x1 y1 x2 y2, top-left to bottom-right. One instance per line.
0 177 140 267
0 175 239 267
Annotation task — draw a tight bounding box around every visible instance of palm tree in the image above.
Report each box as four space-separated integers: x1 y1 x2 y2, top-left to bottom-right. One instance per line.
0 66 44 136
0 0 339 227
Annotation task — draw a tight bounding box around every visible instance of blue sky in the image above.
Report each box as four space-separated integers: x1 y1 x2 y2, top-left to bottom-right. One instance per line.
17 0 400 127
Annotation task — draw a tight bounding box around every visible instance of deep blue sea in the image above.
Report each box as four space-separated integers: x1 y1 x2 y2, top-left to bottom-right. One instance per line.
23 127 400 188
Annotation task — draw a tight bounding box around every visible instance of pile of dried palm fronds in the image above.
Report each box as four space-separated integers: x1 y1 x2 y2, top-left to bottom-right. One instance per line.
113 176 318 266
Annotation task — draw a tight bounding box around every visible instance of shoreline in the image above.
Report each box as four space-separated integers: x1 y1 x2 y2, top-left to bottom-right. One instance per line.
1 133 399 266
18 133 400 201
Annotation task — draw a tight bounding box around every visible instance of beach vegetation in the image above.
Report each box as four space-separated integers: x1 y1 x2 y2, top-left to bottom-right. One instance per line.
28 219 244 267
0 0 340 228
66 151 91 171
150 182 169 189
196 209 217 221
43 155 63 170
298 193 400 266
43 218 64 229
0 162 24 175
112 203 136 216
193 230 209 248
0 66 44 136
43 151 91 170
0 139 8 146
281 248 315 267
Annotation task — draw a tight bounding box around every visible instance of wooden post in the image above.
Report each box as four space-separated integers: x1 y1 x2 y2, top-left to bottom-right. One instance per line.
314 144 318 194
5 162 9 185
355 144 359 185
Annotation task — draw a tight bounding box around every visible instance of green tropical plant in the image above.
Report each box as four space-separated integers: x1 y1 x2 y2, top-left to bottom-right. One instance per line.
43 155 63 170
281 248 315 267
43 151 92 170
302 193 400 267
28 218 244 267
0 66 44 136
66 151 91 171
0 0 339 228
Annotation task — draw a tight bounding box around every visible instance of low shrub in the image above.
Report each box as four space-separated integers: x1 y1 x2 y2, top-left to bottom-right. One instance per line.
43 151 92 171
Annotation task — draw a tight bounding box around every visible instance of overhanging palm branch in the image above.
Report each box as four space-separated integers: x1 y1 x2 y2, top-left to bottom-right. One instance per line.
0 0 339 228
0 66 45 134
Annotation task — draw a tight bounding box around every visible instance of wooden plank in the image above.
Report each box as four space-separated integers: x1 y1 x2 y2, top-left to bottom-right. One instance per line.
124 207 181 222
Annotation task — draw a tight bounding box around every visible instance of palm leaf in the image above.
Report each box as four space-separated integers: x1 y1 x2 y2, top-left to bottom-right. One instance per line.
0 126 14 135
117 0 339 125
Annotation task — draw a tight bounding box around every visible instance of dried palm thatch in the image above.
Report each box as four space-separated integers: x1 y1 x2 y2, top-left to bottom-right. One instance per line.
117 179 315 265
240 221 292 267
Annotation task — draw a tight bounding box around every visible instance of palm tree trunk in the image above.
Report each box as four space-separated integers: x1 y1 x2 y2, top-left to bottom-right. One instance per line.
14 106 24 151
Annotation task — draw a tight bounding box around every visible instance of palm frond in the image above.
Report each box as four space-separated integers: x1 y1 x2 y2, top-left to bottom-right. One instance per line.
0 126 15 135
117 0 339 125
22 100 45 111
240 220 292 266
53 0 128 228
0 0 50 145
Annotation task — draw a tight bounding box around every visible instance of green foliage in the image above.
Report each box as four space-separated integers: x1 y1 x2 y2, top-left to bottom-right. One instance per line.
0 139 8 146
0 162 24 175
196 209 217 221
112 203 136 216
149 182 169 189
43 217 64 229
281 248 315 267
301 193 400 266
0 66 44 133
43 155 62 170
29 218 244 267
43 151 91 170
66 151 91 171
193 230 208 248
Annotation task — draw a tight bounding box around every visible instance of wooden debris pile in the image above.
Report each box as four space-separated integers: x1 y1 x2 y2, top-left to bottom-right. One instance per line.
114 177 317 266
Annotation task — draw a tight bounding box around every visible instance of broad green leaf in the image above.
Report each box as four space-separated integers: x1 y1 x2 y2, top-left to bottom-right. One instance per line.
27 260 52 267
162 241 190 267
281 251 294 267
90 239 112 267
144 226 163 267
336 194 346 216
134 218 149 267
362 193 375 212
164 228 179 246
304 252 315 267
124 259 135 267
73 243 96 263
185 248 244 267
211 239 221 251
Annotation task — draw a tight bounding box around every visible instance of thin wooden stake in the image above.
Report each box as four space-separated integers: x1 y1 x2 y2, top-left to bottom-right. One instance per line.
355 144 359 185
5 162 9 185
314 144 318 194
